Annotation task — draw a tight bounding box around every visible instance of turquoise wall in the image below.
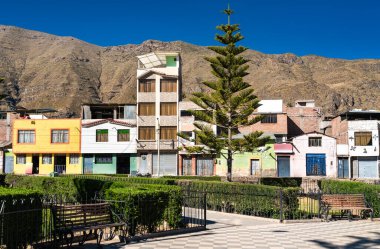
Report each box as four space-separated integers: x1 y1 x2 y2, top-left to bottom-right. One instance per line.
130 154 138 172
92 154 117 174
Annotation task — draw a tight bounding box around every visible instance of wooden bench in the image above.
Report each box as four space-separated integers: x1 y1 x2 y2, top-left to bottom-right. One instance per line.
51 202 126 247
320 194 373 221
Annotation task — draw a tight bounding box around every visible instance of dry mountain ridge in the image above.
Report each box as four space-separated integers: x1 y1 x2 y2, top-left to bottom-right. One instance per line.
1 25 380 117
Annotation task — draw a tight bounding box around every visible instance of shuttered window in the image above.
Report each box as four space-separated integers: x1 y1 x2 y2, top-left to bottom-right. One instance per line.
355 132 372 146
139 127 155 140
118 129 130 142
160 79 177 92
139 103 155 116
160 103 177 116
96 129 108 142
139 79 155 92
160 127 177 140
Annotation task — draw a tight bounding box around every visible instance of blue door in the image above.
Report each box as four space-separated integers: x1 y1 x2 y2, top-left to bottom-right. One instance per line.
338 158 349 178
4 155 14 174
306 154 326 176
278 156 290 177
83 154 93 174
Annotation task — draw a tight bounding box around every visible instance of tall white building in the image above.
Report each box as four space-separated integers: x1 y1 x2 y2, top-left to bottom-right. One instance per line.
136 52 180 176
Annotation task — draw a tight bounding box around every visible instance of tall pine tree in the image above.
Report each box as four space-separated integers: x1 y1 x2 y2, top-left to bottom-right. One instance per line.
182 6 269 181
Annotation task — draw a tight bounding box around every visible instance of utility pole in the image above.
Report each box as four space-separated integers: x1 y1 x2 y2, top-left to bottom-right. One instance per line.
157 117 160 177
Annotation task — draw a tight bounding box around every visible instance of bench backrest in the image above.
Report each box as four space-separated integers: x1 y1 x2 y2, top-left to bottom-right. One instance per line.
321 194 367 209
52 202 113 229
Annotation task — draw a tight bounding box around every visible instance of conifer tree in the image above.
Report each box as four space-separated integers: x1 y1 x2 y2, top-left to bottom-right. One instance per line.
181 6 269 181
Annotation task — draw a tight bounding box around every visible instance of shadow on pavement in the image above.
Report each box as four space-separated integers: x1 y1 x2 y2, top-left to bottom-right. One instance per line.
310 232 380 249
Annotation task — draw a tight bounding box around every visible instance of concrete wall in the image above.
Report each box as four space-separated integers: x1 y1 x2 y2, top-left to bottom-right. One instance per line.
81 122 137 154
12 119 81 154
347 120 380 157
217 144 276 177
291 133 337 177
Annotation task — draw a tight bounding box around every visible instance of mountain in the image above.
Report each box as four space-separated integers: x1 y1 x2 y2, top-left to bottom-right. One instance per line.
1 25 380 117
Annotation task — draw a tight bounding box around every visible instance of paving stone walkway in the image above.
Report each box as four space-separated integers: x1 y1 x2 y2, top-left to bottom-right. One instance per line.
83 211 380 249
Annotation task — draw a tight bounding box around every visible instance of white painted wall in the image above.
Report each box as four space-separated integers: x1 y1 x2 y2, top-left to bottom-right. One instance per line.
291 133 337 177
81 122 137 154
257 100 283 113
347 120 380 157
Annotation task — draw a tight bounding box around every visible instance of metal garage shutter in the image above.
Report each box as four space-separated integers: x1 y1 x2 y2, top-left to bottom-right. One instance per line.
357 157 377 178
153 153 177 176
196 157 214 176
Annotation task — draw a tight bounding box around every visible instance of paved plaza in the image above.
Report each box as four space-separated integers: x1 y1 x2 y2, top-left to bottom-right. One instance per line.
83 211 380 249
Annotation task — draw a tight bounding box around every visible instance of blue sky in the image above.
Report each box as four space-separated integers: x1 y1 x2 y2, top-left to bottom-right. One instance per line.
1 0 380 59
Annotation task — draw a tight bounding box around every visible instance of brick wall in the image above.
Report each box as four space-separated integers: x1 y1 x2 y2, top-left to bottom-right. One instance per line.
287 107 322 138
239 113 287 135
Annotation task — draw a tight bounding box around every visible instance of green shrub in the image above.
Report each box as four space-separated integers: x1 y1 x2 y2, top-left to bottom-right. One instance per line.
105 184 182 236
61 174 176 185
321 180 380 217
178 180 299 219
260 177 302 187
162 176 221 181
0 188 43 249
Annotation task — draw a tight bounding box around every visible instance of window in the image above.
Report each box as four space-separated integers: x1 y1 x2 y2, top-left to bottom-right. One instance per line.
51 130 69 143
355 132 372 146
308 137 322 147
139 79 155 92
160 127 177 140
16 154 26 164
261 114 277 123
95 154 113 164
138 103 155 116
139 127 155 140
180 110 192 116
18 130 35 143
160 79 177 92
96 129 108 142
275 135 285 143
118 129 130 142
160 103 177 116
69 154 79 164
42 154 52 164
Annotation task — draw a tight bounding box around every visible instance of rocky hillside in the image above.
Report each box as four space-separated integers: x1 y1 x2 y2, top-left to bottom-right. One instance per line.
1 25 380 117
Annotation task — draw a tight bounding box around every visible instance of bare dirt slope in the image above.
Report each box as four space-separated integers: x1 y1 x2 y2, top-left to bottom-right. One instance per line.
1 25 379 117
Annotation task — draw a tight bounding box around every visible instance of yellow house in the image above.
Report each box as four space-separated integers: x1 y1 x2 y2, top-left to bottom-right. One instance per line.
12 119 82 175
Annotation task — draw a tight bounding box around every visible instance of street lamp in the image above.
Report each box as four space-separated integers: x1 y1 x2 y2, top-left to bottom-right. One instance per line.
157 117 160 177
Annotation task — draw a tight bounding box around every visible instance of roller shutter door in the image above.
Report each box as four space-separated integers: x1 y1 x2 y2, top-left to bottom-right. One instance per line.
352 157 377 178
196 157 214 176
153 153 177 176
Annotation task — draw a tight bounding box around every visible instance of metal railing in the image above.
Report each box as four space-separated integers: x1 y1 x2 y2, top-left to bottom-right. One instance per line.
0 192 206 248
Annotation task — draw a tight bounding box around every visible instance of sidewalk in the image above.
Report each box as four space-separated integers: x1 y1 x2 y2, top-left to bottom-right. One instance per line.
82 211 380 249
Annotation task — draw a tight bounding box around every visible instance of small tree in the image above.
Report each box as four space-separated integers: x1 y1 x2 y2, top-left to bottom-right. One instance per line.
181 7 270 181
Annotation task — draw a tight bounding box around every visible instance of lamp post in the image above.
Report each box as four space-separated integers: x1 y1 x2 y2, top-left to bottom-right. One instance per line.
157 117 160 177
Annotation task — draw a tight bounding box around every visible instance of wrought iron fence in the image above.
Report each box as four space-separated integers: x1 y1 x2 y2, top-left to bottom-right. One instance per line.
0 192 206 248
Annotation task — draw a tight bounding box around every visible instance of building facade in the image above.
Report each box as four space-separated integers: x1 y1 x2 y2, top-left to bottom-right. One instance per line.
12 118 81 175
136 52 180 176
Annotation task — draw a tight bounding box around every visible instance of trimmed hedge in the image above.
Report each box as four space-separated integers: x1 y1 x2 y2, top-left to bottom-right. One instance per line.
321 180 380 217
0 188 43 249
260 177 302 188
61 174 176 185
162 176 221 181
105 184 182 236
5 175 112 201
178 180 300 219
